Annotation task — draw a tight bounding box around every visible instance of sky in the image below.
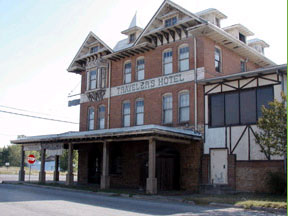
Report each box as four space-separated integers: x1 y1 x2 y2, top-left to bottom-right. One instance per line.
0 0 286 148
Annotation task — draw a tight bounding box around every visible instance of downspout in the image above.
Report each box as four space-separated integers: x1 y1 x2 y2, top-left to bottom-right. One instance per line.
193 36 198 131
107 61 112 129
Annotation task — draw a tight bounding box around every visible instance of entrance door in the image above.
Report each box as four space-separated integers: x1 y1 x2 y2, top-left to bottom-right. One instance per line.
210 149 228 184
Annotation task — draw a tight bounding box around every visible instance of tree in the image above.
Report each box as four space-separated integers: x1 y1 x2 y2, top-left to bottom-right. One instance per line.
255 94 287 160
59 149 78 172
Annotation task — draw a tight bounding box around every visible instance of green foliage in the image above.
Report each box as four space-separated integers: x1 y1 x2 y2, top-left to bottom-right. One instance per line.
59 149 78 172
0 145 21 166
266 171 286 195
255 94 287 159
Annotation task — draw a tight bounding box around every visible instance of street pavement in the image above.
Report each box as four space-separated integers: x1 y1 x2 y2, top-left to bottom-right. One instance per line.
0 184 284 216
0 174 75 183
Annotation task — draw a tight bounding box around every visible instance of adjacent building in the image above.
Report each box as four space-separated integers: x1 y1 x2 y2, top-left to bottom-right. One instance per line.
12 0 286 194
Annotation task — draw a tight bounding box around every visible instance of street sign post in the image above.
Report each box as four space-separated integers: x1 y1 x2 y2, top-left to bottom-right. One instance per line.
27 154 36 182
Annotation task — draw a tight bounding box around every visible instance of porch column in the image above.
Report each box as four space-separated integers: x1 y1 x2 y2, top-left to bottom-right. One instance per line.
53 155 59 182
39 148 46 183
18 145 25 181
66 143 74 185
146 138 157 194
100 141 110 189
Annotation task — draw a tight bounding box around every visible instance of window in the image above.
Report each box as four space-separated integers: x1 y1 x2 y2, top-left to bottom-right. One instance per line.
90 46 99 54
215 47 221 72
124 62 132 84
225 92 239 125
239 33 246 43
257 86 273 118
163 94 173 124
135 99 144 125
215 17 220 27
122 101 131 127
136 58 145 81
99 67 107 88
179 92 190 122
98 105 105 129
240 60 246 72
210 94 224 127
89 70 97 90
88 107 95 131
179 46 189 72
129 33 135 43
163 50 173 75
209 86 274 127
165 16 177 27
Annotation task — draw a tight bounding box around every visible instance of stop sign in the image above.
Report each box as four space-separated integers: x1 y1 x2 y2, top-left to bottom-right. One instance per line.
27 154 36 164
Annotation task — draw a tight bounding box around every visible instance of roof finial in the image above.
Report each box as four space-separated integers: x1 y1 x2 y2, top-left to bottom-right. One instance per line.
129 11 138 29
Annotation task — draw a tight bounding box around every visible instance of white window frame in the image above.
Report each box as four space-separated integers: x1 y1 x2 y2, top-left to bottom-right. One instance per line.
178 44 189 72
240 60 246 72
88 107 95 131
90 46 99 54
163 49 173 75
136 57 145 81
215 46 222 73
99 67 107 88
122 101 131 127
162 93 173 124
178 91 190 123
164 16 178 27
124 61 132 84
88 70 97 90
98 105 105 129
135 98 144 126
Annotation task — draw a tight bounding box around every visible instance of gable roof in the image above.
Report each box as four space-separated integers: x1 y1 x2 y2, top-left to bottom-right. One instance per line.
133 0 206 46
67 31 113 73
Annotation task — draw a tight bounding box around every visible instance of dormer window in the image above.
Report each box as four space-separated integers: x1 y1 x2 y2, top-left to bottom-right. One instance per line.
90 46 99 54
165 16 177 27
239 33 246 43
129 33 135 43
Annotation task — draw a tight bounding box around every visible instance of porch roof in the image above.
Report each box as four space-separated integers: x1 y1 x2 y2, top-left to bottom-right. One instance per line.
11 125 202 145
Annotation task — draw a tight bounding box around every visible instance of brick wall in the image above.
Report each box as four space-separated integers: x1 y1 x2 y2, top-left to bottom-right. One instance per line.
236 160 284 193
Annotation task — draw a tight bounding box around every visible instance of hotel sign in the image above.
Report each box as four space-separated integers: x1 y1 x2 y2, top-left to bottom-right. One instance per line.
80 68 204 103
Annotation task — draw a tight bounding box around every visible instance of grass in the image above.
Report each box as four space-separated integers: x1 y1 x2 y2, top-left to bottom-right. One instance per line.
185 193 287 209
0 166 67 175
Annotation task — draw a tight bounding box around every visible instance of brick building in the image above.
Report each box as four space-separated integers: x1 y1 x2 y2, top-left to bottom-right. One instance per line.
12 0 286 194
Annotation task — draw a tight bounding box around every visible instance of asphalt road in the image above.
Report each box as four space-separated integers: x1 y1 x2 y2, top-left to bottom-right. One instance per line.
0 184 283 216
0 174 76 182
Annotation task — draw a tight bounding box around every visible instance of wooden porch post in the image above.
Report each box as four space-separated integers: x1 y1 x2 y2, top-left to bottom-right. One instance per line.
53 155 59 182
146 138 157 194
18 145 25 181
100 141 110 189
39 148 46 183
66 143 74 185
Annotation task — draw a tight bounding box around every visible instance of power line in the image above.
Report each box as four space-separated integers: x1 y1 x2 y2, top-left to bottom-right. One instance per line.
0 109 78 124
0 105 52 117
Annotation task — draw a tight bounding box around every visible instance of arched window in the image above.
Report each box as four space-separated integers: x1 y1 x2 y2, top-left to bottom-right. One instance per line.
124 61 132 84
162 94 173 124
88 107 95 131
136 57 145 81
163 49 173 75
122 101 131 127
135 99 144 125
215 47 222 72
179 91 190 122
98 105 105 129
178 45 189 72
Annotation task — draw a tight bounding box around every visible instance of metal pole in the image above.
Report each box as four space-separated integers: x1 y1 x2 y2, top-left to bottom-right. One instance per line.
193 36 198 131
29 164 31 182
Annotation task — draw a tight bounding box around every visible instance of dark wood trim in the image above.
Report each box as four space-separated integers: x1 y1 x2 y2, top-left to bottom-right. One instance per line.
168 29 175 42
156 33 163 45
205 83 221 95
161 31 169 43
248 126 251 160
240 77 257 89
174 26 182 39
231 126 248 154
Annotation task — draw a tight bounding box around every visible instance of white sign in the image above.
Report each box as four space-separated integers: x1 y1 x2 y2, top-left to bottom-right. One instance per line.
80 67 205 103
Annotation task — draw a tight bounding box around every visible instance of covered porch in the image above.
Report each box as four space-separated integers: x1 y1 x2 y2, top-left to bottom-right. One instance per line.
11 125 202 194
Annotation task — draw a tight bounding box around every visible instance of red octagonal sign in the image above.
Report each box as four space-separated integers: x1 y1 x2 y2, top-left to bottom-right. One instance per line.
27 154 36 164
